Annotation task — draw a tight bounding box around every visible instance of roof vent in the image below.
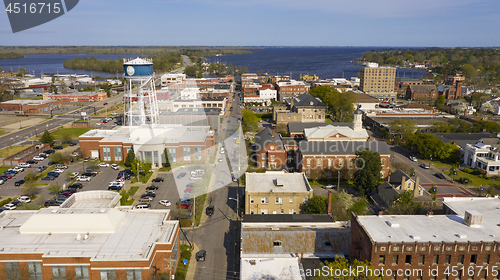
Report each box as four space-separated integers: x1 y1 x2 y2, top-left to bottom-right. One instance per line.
76 234 81 241
464 210 482 227
271 227 280 231
250 260 256 265
385 221 400 228
84 234 89 240
275 178 284 187
410 235 421 240
100 209 106 213
433 235 439 238
456 234 467 239
51 209 58 213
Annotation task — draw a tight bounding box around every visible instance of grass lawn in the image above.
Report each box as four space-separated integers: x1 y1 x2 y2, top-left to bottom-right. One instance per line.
431 160 453 169
255 113 272 120
326 118 334 123
0 166 9 174
0 144 32 158
174 244 192 280
94 104 123 117
128 186 139 196
454 170 500 186
194 193 207 227
50 128 92 141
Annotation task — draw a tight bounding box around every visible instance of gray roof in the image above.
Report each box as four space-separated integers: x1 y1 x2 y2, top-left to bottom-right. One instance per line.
288 122 353 134
387 169 410 186
408 84 437 94
293 93 327 108
298 141 391 155
433 132 496 148
377 182 400 204
254 127 284 151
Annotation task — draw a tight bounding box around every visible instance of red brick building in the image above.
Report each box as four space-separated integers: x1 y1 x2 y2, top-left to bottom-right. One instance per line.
406 85 439 100
351 197 500 280
0 99 63 114
44 91 107 102
254 127 287 169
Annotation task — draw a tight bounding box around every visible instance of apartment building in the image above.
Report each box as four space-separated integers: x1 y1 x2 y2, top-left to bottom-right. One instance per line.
359 63 396 100
351 197 500 280
276 80 310 102
244 171 313 215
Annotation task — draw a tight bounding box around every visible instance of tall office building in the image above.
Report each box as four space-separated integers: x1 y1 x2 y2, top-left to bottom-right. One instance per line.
359 62 396 100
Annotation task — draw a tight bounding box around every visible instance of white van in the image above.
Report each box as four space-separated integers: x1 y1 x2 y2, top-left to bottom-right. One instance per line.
134 203 151 209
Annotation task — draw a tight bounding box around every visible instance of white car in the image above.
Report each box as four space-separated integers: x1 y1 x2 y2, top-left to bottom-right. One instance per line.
109 181 124 187
17 196 31 203
189 176 202 180
190 169 204 176
76 176 91 182
9 167 24 172
3 203 16 210
159 200 171 207
33 156 45 161
322 185 335 189
408 155 418 162
18 163 30 168
54 169 65 173
111 164 119 170
99 163 110 167
0 179 5 185
71 172 79 177
218 157 223 162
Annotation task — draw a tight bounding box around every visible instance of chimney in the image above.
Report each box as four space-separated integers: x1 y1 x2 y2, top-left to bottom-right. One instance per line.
328 191 332 214
378 211 383 217
464 108 468 117
387 175 390 183
427 210 434 217
414 176 420 197
272 129 275 138
401 175 406 188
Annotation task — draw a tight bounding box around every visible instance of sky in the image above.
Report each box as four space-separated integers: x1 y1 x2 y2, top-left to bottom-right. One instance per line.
1 0 500 47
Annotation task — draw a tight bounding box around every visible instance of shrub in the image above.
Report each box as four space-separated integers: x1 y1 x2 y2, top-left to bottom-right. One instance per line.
463 168 474 174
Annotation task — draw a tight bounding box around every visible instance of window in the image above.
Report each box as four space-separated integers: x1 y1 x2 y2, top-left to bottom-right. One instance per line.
261 209 268 214
469 254 477 264
100 270 117 280
273 241 282 247
114 146 122 161
52 266 66 280
433 255 439 265
261 197 268 204
485 255 490 265
250 198 254 204
392 255 399 265
75 266 90 280
194 146 202 161
270 155 275 161
379 255 386 265
183 146 191 161
275 197 283 204
289 209 296 214
480 270 487 280
328 159 332 167
280 209 284 214
127 269 142 280
405 255 412 265
289 197 293 203
458 255 464 265
250 209 254 214
306 159 311 166
103 146 111 161
317 159 321 166
262 153 266 160
419 255 425 265
28 262 43 280
445 255 451 265
167 147 176 163
272 210 277 214
5 262 20 279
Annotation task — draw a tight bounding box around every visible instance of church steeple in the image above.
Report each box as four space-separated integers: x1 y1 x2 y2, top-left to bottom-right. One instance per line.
353 105 363 131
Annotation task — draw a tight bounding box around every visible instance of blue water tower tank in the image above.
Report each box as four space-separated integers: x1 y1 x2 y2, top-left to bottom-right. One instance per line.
123 57 153 77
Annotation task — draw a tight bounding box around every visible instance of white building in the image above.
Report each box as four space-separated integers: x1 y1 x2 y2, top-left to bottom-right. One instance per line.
161 73 186 87
463 137 500 176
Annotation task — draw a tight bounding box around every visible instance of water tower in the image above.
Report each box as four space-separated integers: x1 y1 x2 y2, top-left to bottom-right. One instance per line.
123 57 159 126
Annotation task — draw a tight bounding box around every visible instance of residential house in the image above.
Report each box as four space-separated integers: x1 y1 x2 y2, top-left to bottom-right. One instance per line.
274 93 328 125
244 171 314 215
377 169 424 207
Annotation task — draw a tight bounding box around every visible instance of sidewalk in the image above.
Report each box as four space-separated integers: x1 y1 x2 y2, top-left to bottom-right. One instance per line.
127 169 158 206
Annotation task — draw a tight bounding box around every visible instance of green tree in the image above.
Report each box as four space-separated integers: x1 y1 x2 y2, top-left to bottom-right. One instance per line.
312 257 382 280
49 152 63 164
353 149 383 196
474 120 500 134
385 190 423 215
303 196 327 214
434 95 446 106
48 184 62 194
430 122 451 133
405 133 442 159
17 67 28 75
241 109 259 132
163 148 171 168
39 130 54 147
436 142 461 163
22 181 38 197
309 86 354 122
461 63 477 81
124 149 135 167
429 184 438 201
389 119 417 140
184 65 198 76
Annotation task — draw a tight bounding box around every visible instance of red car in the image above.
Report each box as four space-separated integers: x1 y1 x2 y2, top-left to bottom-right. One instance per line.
0 174 12 180
177 202 192 209
103 102 108 105
57 192 72 197
102 120 108 123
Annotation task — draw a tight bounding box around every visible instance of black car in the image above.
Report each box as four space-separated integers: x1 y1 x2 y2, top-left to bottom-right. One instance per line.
152 177 164 182
146 185 159 191
41 175 55 181
206 206 215 216
45 149 55 154
46 172 59 177
44 200 62 207
48 161 57 166
69 142 77 146
11 200 21 206
14 180 25 186
26 160 37 164
82 172 97 177
141 192 156 198
108 186 122 191
435 173 446 179
53 145 63 150
177 172 186 179
68 183 83 189
196 250 206 261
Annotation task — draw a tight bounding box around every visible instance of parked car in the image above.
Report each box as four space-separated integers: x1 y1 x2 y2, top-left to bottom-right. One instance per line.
152 177 164 182
99 162 109 167
419 164 430 169
177 172 186 179
45 149 55 154
196 250 206 261
44 200 62 207
36 166 47 172
408 155 418 162
17 196 31 203
53 145 63 150
55 195 69 202
46 172 60 178
82 172 97 177
76 176 91 182
39 153 48 158
10 167 24 172
57 192 72 197
111 164 119 170
14 180 25 186
146 185 159 191
435 173 446 179
47 161 57 166
108 186 122 191
33 156 45 161
68 183 83 189
0 174 12 180
322 185 335 189
69 142 77 146
55 164 68 169
70 172 80 178
159 200 171 206
26 160 37 165
3 203 16 210
41 175 56 181
18 163 30 168
0 179 5 185
139 196 154 202
134 203 151 209
189 176 202 180
206 206 215 216
142 192 156 198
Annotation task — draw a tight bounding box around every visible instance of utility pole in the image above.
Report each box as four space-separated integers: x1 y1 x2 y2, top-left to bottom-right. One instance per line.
192 195 196 250
164 257 176 280
337 171 341 192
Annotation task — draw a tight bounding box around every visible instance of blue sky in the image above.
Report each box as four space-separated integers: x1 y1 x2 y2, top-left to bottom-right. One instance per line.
1 0 499 47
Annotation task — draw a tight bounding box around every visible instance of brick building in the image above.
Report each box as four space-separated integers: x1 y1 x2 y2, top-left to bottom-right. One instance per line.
0 190 180 280
406 85 439 100
44 91 107 102
79 124 214 167
438 80 463 100
253 127 287 169
350 197 500 280
395 78 423 89
276 80 310 102
273 93 328 125
0 99 63 114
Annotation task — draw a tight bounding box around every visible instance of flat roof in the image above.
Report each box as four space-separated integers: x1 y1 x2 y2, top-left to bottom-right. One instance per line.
242 214 334 223
0 208 177 260
357 197 500 243
241 257 302 280
245 171 312 193
1 99 59 105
